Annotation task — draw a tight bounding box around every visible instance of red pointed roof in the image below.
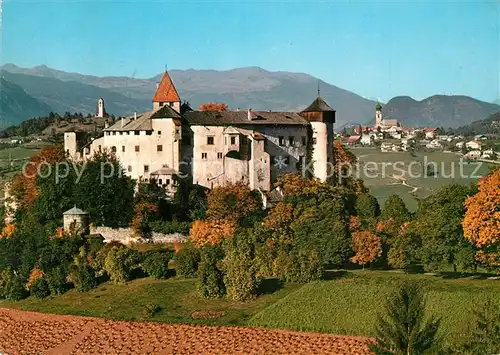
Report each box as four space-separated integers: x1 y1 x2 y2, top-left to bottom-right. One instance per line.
152 71 180 103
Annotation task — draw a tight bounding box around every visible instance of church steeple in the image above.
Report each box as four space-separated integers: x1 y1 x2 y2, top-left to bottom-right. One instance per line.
152 69 181 113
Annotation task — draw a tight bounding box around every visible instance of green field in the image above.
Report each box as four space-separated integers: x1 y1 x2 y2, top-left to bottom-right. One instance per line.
352 148 495 210
0 147 39 198
1 271 498 347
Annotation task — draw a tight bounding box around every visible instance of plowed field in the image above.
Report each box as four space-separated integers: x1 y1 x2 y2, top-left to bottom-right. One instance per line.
0 308 372 354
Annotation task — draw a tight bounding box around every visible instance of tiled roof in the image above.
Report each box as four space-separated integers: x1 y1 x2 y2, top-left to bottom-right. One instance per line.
151 104 181 119
301 96 335 112
63 206 88 215
183 111 308 126
152 71 180 103
105 112 153 131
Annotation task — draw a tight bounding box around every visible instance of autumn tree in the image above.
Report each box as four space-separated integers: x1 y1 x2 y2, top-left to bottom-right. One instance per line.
329 141 367 195
189 219 237 247
462 169 500 269
130 202 159 238
350 231 382 269
206 182 262 226
199 102 228 112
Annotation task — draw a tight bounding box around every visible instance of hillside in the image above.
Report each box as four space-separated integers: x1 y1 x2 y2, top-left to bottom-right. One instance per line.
1 64 378 127
382 95 499 128
454 112 500 136
2 64 499 129
0 77 52 127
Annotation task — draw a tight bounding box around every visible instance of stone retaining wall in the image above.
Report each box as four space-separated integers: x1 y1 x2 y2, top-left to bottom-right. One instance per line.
89 226 186 245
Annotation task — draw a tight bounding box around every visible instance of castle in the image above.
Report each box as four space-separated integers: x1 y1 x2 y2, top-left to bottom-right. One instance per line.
64 70 336 192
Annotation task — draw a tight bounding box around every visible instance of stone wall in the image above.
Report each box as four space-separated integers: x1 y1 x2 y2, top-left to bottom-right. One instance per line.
89 226 187 245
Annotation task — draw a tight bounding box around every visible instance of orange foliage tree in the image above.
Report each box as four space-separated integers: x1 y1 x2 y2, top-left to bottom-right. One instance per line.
206 182 261 224
463 169 500 267
330 141 367 194
189 218 237 247
350 231 382 268
9 145 65 211
130 202 159 238
199 102 228 112
0 224 16 240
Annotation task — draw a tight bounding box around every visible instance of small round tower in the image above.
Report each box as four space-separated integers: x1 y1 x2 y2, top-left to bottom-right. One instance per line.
300 96 336 182
63 205 89 235
96 98 105 118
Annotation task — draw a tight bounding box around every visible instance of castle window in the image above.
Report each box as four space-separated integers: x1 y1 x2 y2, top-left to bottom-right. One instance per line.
284 156 290 165
127 165 132 172
169 102 174 107
157 130 161 135
111 146 117 153
98 145 102 151
202 153 207 159
120 132 123 135
217 152 223 159
122 146 125 152
134 131 140 136
146 131 152 136
312 137 317 145
279 136 284 146
207 136 214 145
289 136 295 146
296 156 304 170
166 179 171 185
159 179 162 185
135 145 140 152
144 165 149 173
112 132 116 136
157 145 163 152
159 102 164 107
302 136 307 145
230 136 236 145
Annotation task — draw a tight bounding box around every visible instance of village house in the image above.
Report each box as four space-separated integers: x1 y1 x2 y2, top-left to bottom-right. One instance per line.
466 140 483 151
64 69 336 192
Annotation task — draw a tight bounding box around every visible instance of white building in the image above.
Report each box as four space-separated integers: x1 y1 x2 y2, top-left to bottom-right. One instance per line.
466 140 483 150
65 70 336 192
360 134 374 145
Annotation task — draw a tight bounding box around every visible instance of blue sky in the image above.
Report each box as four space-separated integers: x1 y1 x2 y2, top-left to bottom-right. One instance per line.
1 0 499 103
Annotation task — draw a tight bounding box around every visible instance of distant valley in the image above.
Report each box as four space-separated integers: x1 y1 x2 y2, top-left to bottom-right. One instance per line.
0 63 498 130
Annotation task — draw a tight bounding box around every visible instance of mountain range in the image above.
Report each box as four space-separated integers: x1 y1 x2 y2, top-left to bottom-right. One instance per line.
1 63 498 130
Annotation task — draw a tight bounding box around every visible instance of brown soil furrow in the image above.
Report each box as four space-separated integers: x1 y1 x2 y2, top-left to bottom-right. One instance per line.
0 308 373 354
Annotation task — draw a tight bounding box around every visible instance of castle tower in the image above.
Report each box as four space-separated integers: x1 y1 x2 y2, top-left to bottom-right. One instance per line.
300 96 336 182
96 98 106 118
375 103 383 127
153 70 181 113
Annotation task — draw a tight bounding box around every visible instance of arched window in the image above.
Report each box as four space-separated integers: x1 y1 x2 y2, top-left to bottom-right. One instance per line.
111 146 117 153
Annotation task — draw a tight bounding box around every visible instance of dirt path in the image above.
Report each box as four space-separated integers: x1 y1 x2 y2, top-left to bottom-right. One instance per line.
0 308 372 354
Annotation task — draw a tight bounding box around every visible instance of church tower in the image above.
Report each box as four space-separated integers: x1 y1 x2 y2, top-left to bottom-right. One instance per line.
96 98 106 118
300 96 336 182
375 103 383 127
152 70 181 113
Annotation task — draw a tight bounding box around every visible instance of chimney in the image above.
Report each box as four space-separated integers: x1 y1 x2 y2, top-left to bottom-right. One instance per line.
104 121 109 129
134 112 137 120
248 108 252 121
121 117 124 128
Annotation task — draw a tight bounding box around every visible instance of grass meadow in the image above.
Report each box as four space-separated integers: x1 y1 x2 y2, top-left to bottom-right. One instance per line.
1 270 498 348
351 148 494 210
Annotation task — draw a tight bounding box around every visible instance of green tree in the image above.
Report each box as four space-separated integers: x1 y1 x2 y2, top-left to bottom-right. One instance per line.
414 185 476 272
380 195 411 223
370 281 441 355
197 245 225 298
355 193 381 229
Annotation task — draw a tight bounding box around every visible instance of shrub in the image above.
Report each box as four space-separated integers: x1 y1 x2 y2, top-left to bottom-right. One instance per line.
6 273 28 301
104 247 141 284
0 268 14 299
142 303 162 319
222 236 259 301
273 249 323 283
197 245 225 298
90 241 125 271
30 277 50 298
142 251 173 279
69 264 97 292
150 220 192 235
174 242 201 278
45 266 70 295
